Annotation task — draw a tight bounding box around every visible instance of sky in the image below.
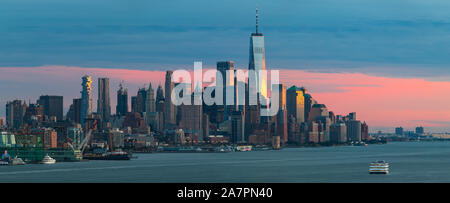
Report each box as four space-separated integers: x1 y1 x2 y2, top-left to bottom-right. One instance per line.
2 0 450 132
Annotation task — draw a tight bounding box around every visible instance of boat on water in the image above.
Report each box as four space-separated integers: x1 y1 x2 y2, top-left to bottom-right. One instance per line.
369 160 389 174
352 141 368 146
41 154 56 164
83 151 131 160
0 150 10 166
11 156 26 165
236 145 252 152
214 146 235 153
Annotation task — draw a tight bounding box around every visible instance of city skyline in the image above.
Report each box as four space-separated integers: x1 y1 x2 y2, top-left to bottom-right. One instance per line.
2 1 450 133
0 66 448 133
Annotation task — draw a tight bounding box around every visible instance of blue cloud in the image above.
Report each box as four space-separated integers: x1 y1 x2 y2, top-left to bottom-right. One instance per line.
2 0 450 78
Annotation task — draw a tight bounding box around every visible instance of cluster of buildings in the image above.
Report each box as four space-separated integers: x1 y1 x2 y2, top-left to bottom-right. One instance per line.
0 11 370 151
394 126 425 138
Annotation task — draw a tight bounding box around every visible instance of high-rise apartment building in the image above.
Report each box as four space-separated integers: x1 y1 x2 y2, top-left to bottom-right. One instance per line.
80 75 93 127
347 120 362 142
330 122 347 143
97 78 111 122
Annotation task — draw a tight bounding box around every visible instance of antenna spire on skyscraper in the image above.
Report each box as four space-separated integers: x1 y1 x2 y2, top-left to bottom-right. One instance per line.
256 6 259 34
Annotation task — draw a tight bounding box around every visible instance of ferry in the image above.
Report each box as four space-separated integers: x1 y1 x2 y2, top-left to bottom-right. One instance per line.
369 160 389 174
41 154 56 164
236 145 252 152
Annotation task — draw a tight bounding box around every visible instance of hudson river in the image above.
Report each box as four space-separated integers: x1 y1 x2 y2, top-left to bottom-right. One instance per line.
2 141 450 183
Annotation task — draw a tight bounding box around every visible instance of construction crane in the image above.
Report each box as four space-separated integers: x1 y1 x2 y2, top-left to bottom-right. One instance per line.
78 120 98 154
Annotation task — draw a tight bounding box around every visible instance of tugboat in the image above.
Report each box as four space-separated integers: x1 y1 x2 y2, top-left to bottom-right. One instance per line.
369 160 389 174
41 154 56 164
0 150 10 166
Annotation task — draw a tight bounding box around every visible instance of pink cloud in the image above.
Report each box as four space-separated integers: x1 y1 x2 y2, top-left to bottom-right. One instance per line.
279 70 450 131
1 65 450 132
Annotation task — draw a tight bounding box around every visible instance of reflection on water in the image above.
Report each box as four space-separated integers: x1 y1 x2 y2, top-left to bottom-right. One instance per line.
1 141 450 183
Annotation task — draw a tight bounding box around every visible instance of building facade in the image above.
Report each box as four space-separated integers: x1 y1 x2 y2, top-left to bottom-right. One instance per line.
97 78 111 123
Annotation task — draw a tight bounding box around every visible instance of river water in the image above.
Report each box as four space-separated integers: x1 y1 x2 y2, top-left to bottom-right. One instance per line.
1 141 450 182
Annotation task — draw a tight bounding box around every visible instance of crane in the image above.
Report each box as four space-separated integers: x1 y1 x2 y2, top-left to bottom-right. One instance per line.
78 120 98 154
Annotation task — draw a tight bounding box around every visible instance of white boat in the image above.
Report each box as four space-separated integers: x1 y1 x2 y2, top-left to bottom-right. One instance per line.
369 160 389 174
41 154 56 164
11 156 26 165
236 145 252 152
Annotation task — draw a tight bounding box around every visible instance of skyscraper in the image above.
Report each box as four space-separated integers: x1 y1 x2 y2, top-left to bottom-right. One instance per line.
361 121 369 141
217 61 235 120
38 95 63 121
145 83 157 129
309 104 328 122
164 71 176 126
217 61 235 102
116 83 128 116
330 122 347 143
81 75 93 127
348 112 357 120
23 103 43 127
146 83 156 113
395 127 404 136
97 78 111 122
248 7 267 99
132 88 147 114
347 120 362 142
179 92 203 142
231 111 245 144
286 86 305 123
156 84 165 113
71 98 82 124
415 126 424 134
275 84 288 143
6 100 25 129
